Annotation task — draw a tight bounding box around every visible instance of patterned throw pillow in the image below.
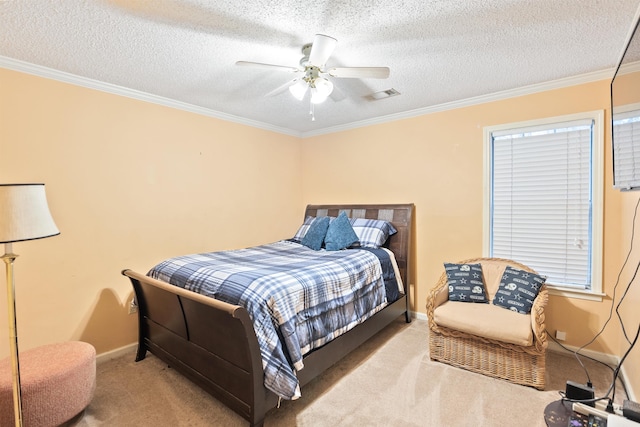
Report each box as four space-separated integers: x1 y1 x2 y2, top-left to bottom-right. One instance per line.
324 212 359 251
349 218 397 248
300 216 330 250
444 263 488 303
493 266 546 314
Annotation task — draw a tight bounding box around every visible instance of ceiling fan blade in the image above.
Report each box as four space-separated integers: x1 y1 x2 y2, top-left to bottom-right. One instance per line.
328 67 390 79
308 34 337 67
264 79 299 97
235 61 300 73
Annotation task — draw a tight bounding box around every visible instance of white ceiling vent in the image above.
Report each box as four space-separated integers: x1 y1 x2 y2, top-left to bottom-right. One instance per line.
369 88 400 100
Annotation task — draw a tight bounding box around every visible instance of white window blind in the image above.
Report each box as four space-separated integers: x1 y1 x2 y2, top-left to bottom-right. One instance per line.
490 119 594 289
613 110 640 190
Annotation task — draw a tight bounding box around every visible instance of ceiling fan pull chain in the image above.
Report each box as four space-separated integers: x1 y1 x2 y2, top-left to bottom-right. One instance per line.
310 99 316 121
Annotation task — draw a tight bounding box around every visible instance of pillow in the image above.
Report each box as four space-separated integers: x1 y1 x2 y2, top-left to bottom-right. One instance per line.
300 216 330 250
324 212 359 251
444 263 488 303
349 218 397 248
493 266 546 314
292 216 316 242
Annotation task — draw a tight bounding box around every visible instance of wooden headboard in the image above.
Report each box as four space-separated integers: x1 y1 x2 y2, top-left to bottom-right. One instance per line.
304 204 414 290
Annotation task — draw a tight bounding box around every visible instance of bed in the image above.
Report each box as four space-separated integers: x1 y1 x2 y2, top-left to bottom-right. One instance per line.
121 203 414 427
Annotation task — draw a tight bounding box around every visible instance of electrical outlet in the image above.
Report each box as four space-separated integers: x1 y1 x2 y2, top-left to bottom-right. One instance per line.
128 299 138 314
556 330 566 341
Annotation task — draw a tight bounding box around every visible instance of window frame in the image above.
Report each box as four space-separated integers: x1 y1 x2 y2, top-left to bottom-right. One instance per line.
482 110 605 301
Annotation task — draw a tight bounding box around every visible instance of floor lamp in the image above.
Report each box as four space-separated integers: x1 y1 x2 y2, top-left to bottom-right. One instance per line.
0 184 59 427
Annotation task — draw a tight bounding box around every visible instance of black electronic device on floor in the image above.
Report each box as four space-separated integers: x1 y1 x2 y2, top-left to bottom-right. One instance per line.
566 381 596 407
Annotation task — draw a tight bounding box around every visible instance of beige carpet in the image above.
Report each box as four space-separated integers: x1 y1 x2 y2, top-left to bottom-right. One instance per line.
69 319 623 426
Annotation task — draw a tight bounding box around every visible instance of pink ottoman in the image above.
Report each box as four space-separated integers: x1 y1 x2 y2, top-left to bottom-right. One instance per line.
0 341 96 427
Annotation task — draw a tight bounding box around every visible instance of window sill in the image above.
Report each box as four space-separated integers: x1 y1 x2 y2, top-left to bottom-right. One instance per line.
547 285 605 302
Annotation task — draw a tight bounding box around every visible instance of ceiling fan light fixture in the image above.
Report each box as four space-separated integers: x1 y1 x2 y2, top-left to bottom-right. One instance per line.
237 33 390 115
314 77 333 96
289 80 308 100
310 87 328 104
310 77 333 104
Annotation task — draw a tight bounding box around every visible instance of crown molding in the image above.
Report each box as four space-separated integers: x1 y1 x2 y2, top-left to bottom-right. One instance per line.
1 55 618 139
618 60 640 76
0 56 301 138
302 67 617 138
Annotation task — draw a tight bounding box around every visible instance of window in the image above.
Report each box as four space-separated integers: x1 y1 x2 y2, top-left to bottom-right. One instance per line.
483 111 604 299
613 104 640 190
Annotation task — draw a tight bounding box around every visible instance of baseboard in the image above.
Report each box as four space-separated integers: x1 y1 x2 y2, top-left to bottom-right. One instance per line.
95 342 137 365
413 311 427 321
547 340 637 401
547 340 620 367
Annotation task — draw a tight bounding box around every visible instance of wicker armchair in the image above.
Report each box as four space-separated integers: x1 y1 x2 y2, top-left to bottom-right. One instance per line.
426 257 548 389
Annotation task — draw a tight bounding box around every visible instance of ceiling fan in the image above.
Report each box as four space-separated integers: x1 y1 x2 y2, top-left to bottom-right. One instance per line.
236 34 390 111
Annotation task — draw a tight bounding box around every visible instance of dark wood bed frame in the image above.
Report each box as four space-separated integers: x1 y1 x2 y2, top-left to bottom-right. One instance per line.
121 203 414 427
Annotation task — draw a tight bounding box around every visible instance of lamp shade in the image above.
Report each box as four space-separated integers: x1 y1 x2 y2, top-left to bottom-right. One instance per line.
0 184 59 243
310 78 333 104
289 79 308 101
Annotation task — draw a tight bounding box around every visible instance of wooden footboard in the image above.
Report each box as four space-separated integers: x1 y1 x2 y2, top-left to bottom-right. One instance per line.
122 269 276 425
122 203 414 426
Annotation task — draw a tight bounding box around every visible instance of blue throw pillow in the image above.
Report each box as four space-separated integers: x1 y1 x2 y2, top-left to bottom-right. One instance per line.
300 216 330 250
444 263 488 303
324 212 359 251
493 266 546 314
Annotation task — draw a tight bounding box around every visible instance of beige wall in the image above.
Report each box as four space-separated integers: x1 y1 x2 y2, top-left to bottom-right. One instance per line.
301 79 638 396
1 65 639 397
0 68 302 355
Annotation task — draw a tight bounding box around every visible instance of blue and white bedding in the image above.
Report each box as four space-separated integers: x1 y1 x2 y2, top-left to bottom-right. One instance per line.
146 240 400 400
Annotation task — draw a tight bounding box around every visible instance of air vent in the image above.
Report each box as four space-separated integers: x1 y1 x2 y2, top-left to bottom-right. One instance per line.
370 88 400 100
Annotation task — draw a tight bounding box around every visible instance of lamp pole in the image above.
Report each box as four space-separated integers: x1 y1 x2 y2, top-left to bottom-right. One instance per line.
2 243 23 427
0 184 59 427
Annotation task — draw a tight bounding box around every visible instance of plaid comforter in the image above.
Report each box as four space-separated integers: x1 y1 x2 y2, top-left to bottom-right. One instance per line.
147 240 388 400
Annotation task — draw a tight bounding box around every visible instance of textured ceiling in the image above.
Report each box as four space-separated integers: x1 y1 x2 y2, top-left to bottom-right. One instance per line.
1 0 639 136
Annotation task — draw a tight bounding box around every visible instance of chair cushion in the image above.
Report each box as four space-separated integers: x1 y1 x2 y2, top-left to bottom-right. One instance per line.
433 301 534 346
